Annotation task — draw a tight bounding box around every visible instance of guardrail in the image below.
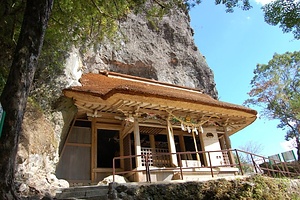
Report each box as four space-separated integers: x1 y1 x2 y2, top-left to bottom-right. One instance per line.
112 149 300 183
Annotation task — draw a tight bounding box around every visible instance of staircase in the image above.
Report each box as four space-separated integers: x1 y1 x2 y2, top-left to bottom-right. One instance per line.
55 185 109 200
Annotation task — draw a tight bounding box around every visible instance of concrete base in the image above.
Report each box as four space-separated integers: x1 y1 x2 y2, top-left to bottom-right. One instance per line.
126 167 240 182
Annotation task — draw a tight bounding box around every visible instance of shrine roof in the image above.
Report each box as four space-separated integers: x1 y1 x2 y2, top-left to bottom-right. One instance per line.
64 71 257 117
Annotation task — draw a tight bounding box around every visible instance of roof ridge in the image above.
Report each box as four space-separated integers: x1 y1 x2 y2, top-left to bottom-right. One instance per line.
100 70 205 95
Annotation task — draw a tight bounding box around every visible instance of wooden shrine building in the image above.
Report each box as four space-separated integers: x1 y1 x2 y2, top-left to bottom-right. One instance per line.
56 71 257 184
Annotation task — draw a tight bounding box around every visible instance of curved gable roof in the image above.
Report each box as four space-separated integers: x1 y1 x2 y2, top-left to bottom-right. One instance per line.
63 71 257 135
65 71 257 116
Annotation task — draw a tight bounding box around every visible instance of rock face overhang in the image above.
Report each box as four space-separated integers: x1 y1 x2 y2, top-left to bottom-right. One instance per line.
63 71 257 135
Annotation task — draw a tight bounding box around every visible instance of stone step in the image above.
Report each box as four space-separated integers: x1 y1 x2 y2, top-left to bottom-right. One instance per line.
55 185 109 200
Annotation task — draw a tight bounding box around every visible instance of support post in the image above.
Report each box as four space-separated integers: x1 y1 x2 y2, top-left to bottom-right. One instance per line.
219 136 228 165
149 135 156 166
179 134 186 160
119 131 124 169
134 118 142 168
191 130 201 164
167 120 178 166
224 127 235 165
149 134 156 153
198 131 208 166
91 117 97 182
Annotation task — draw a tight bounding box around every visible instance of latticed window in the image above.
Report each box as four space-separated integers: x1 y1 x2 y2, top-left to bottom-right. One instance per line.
141 147 171 167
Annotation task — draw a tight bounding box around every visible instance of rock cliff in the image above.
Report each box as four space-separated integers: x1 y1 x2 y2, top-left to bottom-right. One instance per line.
15 7 218 198
80 8 218 99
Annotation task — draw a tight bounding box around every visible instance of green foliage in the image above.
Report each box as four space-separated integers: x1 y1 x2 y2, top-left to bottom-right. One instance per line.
214 0 252 12
245 51 300 159
250 175 290 199
263 0 300 40
0 0 24 93
185 0 252 12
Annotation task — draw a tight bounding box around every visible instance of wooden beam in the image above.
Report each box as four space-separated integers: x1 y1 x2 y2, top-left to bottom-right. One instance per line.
120 121 134 140
95 123 121 130
139 123 167 129
65 143 91 147
59 114 77 157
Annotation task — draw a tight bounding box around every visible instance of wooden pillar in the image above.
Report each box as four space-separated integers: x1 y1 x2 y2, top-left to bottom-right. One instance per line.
179 134 186 160
224 127 235 165
119 132 124 169
167 120 178 166
178 135 186 152
134 118 142 168
149 135 156 151
91 117 97 182
219 136 226 150
198 130 208 166
123 134 132 171
121 121 134 171
192 130 201 163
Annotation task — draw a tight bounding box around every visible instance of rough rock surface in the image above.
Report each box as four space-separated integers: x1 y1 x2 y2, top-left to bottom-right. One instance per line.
98 175 129 186
16 103 73 198
107 175 300 200
81 9 218 99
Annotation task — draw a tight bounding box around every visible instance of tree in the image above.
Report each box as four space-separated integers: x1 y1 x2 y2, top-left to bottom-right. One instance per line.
239 141 264 157
244 51 300 161
0 1 53 199
237 141 264 174
263 0 300 40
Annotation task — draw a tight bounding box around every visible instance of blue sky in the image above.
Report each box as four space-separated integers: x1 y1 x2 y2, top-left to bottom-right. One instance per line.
189 0 300 157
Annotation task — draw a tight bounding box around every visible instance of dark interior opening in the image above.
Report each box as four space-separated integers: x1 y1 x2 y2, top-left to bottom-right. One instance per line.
154 134 168 149
97 129 120 168
130 133 136 169
74 120 91 128
184 135 205 165
140 134 150 147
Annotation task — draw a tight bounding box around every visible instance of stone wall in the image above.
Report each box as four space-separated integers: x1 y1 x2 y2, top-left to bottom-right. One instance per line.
107 175 300 200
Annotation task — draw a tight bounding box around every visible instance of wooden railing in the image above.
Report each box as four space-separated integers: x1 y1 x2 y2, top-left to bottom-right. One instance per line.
112 149 300 183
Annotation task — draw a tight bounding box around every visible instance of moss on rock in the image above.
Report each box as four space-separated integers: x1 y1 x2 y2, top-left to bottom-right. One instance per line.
111 175 300 200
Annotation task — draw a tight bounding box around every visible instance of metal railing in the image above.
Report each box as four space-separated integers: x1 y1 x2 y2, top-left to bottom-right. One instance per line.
112 149 300 183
